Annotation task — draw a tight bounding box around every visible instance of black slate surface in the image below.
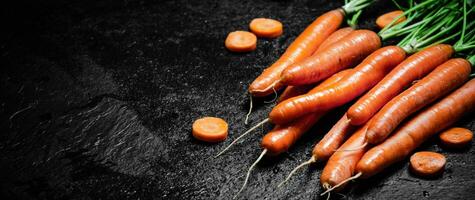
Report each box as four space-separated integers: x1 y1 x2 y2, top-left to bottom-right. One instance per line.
1 0 474 199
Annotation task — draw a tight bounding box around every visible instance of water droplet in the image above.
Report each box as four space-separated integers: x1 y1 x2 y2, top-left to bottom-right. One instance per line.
423 191 430 197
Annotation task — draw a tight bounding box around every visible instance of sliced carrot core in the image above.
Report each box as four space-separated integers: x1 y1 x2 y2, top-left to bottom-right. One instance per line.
439 127 473 149
225 31 257 52
410 151 446 177
249 18 283 38
192 117 228 142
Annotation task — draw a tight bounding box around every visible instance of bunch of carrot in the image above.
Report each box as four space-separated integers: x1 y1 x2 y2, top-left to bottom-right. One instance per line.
213 0 475 198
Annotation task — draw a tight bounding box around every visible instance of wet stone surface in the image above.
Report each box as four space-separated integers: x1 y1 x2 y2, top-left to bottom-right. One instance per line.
1 0 474 199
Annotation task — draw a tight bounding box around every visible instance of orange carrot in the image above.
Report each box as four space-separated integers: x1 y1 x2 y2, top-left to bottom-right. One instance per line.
278 85 315 103
320 78 475 195
439 127 473 149
261 69 354 155
261 111 326 156
280 29 381 86
233 67 351 197
312 113 357 161
249 9 344 97
192 117 228 142
376 10 406 29
277 28 355 102
225 31 257 52
356 78 475 179
347 44 454 126
278 113 358 187
249 18 283 38
410 151 446 177
366 58 471 144
278 69 353 102
270 46 405 125
313 27 354 55
320 123 370 191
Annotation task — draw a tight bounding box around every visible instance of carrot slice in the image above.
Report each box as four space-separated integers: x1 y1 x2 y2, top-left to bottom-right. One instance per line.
192 117 228 142
249 18 283 38
376 10 406 29
225 31 257 52
439 127 473 149
410 151 446 177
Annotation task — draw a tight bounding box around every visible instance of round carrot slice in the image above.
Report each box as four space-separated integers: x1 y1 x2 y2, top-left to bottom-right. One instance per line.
225 31 257 52
192 117 228 142
410 151 446 177
249 18 283 38
439 127 473 149
376 10 406 29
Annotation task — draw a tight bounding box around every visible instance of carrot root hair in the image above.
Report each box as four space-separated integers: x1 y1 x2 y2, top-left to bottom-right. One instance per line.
245 95 253 125
251 79 279 93
322 183 331 200
215 118 270 158
278 156 317 187
233 149 268 199
320 172 362 196
264 85 278 104
345 117 351 124
332 142 367 152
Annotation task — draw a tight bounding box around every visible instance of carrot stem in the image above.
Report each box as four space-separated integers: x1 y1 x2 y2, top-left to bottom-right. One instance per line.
380 0 440 36
391 0 406 10
467 54 475 67
342 0 373 14
398 1 469 53
347 10 362 28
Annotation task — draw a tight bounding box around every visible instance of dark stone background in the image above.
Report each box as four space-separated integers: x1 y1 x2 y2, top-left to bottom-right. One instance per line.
1 0 474 199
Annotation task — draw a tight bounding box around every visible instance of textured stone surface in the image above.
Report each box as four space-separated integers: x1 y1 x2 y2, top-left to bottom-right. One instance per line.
1 0 474 199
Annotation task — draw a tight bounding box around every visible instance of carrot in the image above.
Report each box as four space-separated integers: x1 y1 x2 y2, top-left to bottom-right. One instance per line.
312 113 357 161
246 25 351 123
322 77 475 195
278 85 315 103
261 111 326 156
216 69 351 157
410 151 446 177
356 78 475 179
278 69 353 103
366 58 472 144
439 127 473 149
347 44 454 126
262 72 351 154
278 113 357 187
249 9 344 97
277 29 356 102
225 31 257 52
320 123 370 192
192 117 228 142
249 18 283 38
313 27 354 55
270 46 405 125
232 68 353 197
259 69 352 153
376 10 406 29
279 29 381 86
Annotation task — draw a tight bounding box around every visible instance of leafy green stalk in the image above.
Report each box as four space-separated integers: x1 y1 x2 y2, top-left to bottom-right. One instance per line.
398 0 467 53
347 10 362 28
379 0 449 41
342 0 374 14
